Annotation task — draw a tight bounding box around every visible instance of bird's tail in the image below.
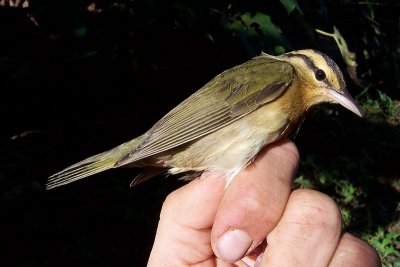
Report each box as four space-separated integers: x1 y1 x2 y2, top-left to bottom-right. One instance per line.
46 135 144 190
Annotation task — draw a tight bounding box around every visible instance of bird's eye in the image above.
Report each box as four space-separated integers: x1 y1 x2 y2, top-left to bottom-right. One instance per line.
315 69 326 81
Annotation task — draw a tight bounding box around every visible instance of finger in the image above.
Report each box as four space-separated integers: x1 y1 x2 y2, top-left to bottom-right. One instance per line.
148 173 226 266
329 233 381 267
261 189 342 266
211 139 299 262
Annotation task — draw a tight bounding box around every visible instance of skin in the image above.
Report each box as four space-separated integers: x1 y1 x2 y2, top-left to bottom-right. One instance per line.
148 139 381 267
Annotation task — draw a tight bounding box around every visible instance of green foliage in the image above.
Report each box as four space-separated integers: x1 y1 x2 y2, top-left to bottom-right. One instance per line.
377 90 398 117
222 11 289 55
72 26 87 39
279 0 303 15
364 228 400 267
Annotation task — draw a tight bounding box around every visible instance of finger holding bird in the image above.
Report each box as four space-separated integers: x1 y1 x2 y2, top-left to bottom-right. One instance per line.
46 49 362 190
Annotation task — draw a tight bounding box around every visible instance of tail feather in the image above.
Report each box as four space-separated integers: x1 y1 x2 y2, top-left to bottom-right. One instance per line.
46 135 144 190
46 157 116 189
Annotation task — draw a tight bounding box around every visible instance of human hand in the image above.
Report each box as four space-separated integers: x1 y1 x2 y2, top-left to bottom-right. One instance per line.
147 139 381 266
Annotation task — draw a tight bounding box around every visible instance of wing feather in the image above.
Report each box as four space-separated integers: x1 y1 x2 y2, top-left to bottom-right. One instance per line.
115 54 294 166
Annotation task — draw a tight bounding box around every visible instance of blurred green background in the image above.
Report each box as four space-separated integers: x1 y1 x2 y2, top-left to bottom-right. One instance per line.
0 0 399 266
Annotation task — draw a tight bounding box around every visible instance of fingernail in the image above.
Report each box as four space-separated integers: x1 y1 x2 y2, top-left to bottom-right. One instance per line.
216 229 253 262
254 252 264 267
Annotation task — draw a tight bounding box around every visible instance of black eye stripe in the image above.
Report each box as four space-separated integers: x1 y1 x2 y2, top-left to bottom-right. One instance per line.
286 53 318 73
285 52 334 88
285 50 347 92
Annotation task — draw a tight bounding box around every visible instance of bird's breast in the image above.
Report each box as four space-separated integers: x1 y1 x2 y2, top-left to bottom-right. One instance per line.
164 104 291 184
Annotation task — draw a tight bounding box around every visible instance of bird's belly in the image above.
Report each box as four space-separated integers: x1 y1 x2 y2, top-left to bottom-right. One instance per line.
164 107 290 184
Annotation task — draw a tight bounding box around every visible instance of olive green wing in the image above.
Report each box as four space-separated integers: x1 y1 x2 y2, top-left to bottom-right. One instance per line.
115 54 294 167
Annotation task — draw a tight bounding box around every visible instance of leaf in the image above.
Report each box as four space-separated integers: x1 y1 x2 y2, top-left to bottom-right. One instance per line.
274 45 286 54
279 0 303 15
241 12 284 42
72 27 87 39
316 26 365 87
222 11 289 55
223 12 284 41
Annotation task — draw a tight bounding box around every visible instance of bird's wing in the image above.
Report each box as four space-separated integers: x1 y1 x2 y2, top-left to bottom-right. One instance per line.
115 55 294 166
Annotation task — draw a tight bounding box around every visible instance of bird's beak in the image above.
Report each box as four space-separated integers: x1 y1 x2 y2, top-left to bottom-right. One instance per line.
325 88 363 117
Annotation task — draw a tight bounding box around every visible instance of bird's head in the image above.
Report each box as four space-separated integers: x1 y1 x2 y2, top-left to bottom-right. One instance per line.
280 49 362 117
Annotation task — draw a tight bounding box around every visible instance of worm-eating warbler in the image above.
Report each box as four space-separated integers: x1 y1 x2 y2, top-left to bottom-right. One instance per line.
46 49 362 190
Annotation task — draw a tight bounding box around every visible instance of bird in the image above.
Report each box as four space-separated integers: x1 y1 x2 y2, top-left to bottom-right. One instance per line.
46 49 362 190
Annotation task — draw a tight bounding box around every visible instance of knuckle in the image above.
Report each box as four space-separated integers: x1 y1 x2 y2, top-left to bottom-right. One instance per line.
290 189 342 230
346 234 381 266
333 233 381 267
